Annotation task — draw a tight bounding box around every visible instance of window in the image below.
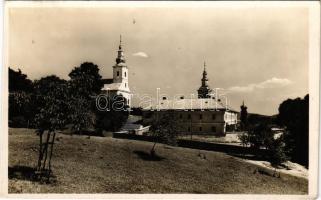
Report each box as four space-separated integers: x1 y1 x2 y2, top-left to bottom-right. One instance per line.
199 127 202 131
127 99 129 105
199 114 202 120
179 114 182 119
188 127 191 132
117 71 120 76
125 83 127 88
212 126 216 132
125 72 127 77
212 114 216 120
187 114 191 119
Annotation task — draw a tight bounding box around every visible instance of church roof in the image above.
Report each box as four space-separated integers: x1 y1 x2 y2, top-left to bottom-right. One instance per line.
101 78 113 84
103 83 122 91
143 98 237 112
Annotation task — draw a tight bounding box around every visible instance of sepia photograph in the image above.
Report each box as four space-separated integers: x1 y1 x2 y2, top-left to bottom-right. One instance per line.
2 1 320 198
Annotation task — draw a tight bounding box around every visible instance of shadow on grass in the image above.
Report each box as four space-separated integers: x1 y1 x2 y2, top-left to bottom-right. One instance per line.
9 165 57 184
9 166 36 181
133 150 165 161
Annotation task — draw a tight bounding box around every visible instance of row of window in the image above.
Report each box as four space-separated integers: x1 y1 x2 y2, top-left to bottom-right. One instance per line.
186 126 216 132
179 113 216 120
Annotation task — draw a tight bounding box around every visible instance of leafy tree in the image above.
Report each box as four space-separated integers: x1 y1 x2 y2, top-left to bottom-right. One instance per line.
34 75 67 96
68 62 103 134
68 62 103 98
266 135 288 166
95 95 129 133
33 75 69 181
9 92 34 127
149 112 180 157
9 68 33 92
8 68 35 127
277 94 309 167
246 122 274 150
69 96 94 134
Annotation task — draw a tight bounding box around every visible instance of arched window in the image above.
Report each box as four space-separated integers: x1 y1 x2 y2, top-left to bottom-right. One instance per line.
117 71 119 76
125 72 127 77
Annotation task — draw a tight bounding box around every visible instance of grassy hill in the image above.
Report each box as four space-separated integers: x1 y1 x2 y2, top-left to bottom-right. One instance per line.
9 128 307 194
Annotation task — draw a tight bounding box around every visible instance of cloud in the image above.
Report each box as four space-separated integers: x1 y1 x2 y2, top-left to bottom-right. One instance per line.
132 52 149 58
228 77 292 93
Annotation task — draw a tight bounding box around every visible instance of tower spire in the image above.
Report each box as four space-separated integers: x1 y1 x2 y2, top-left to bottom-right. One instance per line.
202 61 208 86
119 34 122 50
116 35 126 64
197 61 212 98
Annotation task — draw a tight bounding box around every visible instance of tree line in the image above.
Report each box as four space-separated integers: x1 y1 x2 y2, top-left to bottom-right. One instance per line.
239 94 309 167
9 63 129 181
9 62 129 133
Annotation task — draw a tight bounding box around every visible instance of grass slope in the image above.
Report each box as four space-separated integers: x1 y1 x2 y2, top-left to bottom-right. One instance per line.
9 128 307 194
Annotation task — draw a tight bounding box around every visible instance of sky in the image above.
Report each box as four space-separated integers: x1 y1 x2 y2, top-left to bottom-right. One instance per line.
7 5 309 115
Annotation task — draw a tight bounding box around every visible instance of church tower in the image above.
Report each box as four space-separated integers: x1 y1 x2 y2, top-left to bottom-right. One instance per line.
197 62 212 98
103 35 131 107
113 35 129 88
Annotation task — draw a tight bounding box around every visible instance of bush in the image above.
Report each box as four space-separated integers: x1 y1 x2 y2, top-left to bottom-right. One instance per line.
239 122 288 166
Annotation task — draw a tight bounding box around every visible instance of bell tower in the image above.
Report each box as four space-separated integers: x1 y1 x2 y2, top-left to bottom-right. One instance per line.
111 35 131 106
113 35 129 88
197 62 212 98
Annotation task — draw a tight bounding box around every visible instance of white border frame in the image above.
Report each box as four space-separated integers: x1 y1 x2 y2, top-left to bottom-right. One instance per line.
1 1 320 199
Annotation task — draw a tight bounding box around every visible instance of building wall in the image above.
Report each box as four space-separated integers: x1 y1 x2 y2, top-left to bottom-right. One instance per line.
100 90 131 108
142 109 238 136
113 65 129 87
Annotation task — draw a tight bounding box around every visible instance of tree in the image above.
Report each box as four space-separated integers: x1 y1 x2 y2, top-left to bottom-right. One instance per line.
246 122 274 150
9 68 35 127
9 68 33 93
149 112 180 157
68 62 103 98
266 135 288 166
277 94 309 167
68 62 103 134
33 75 69 181
95 95 129 133
239 122 288 166
69 96 94 134
240 101 248 131
9 91 35 127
